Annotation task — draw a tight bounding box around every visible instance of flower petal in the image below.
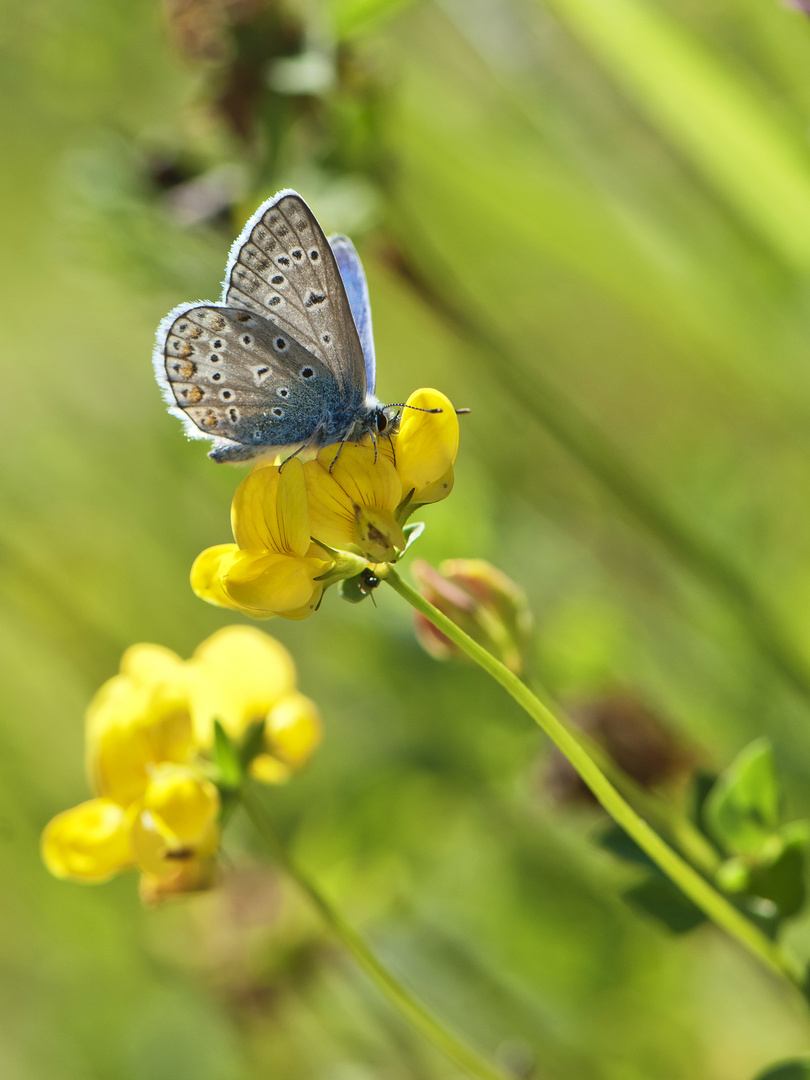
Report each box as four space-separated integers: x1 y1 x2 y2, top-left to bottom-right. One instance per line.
120 644 185 688
190 544 244 611
352 505 406 562
189 625 297 743
85 664 195 805
305 444 402 553
223 550 326 616
266 692 322 769
395 388 458 503
326 443 402 513
249 754 291 784
42 799 132 882
232 458 310 557
142 763 221 847
130 808 219 878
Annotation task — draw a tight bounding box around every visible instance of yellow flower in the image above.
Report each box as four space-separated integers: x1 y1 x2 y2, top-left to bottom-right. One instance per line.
85 644 194 806
41 799 132 883
188 625 322 778
393 388 458 507
42 626 321 897
192 458 333 620
189 387 460 619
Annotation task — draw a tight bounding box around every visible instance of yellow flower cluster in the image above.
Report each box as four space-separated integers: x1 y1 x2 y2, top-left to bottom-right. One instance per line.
42 626 321 901
191 388 459 619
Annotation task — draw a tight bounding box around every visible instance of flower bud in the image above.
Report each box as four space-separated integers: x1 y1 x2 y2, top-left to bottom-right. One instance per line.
544 694 695 805
41 799 133 883
412 559 533 676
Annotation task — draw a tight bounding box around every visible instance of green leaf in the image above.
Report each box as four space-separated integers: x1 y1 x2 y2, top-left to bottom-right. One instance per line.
544 0 810 271
689 771 719 832
596 824 657 870
747 831 807 920
339 575 371 604
213 719 242 791
715 857 750 895
753 1060 810 1080
400 520 426 555
623 877 706 935
240 718 267 771
704 739 781 856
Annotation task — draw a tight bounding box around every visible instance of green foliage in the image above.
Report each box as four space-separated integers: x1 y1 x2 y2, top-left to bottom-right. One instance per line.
705 739 782 856
8 0 810 1075
601 741 810 934
623 877 707 935
754 1061 810 1080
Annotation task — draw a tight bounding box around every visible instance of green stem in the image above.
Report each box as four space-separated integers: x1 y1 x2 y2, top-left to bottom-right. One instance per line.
384 567 809 998
241 787 511 1080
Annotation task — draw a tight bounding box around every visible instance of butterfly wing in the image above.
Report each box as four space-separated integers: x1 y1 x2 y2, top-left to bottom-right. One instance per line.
155 303 347 462
329 235 376 395
223 190 368 407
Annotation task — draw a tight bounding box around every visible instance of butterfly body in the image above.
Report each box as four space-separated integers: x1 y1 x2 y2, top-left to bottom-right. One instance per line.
154 190 385 463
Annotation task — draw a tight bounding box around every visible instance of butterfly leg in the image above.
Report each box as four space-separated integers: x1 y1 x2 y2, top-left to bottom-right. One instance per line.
385 430 397 467
328 440 348 474
279 444 307 469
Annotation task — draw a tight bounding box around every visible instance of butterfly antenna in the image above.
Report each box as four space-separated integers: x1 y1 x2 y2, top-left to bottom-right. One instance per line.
386 405 471 415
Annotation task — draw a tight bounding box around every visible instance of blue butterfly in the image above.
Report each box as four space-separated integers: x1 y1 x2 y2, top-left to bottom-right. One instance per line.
154 189 392 464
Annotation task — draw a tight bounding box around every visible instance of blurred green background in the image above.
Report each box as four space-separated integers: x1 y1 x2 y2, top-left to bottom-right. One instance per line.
6 0 810 1076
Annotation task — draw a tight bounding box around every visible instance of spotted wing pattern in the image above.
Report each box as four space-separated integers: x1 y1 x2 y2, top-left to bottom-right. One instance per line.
161 304 346 460
224 191 367 402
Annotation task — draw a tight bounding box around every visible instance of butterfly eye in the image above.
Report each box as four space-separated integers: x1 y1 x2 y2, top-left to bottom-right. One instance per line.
376 413 388 433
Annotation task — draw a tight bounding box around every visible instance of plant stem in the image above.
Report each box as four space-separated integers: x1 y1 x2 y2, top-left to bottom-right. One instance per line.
384 567 809 999
241 787 511 1080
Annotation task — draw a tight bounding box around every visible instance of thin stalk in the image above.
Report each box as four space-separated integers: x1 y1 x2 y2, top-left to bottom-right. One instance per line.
388 229 810 704
384 566 809 999
241 788 511 1080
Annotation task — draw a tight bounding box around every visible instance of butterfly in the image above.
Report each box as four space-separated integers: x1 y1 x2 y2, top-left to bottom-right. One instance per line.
154 189 393 464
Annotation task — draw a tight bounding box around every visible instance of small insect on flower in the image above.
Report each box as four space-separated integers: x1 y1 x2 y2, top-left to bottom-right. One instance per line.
42 627 321 902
